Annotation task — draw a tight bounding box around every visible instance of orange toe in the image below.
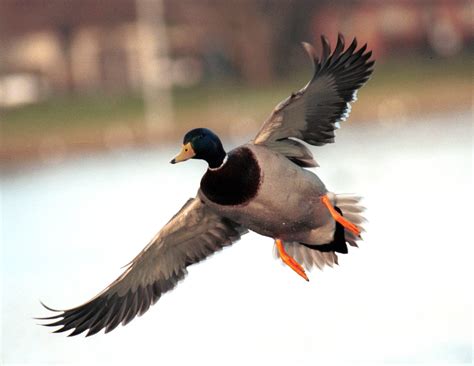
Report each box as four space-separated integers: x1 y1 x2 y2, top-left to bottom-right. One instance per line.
276 239 309 281
321 195 361 237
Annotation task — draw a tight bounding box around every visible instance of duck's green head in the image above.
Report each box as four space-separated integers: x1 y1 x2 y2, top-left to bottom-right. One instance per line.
171 128 226 169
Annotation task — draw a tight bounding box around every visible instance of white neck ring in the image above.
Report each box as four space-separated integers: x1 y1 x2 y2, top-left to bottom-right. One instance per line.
208 154 228 171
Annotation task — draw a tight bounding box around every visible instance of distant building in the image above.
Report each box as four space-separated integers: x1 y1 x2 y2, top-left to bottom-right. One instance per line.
0 0 471 106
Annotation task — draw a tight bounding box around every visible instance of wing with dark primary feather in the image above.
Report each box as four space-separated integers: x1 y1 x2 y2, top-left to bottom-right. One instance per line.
38 198 247 337
253 34 374 167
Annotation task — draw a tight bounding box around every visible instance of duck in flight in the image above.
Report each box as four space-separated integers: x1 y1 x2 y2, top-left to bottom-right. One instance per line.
38 34 374 337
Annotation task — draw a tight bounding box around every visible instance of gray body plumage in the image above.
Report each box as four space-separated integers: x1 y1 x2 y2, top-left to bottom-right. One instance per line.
199 143 335 244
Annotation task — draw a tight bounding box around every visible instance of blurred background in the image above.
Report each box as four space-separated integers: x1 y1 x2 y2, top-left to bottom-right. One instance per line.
0 0 471 164
1 1 472 365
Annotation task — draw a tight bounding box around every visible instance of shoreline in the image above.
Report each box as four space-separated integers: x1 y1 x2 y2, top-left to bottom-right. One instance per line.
2 76 471 168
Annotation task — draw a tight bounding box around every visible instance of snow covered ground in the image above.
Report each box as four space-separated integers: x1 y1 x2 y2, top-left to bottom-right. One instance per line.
2 111 472 365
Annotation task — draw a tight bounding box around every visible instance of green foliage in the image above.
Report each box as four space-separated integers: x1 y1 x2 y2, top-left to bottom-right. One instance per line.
1 55 471 141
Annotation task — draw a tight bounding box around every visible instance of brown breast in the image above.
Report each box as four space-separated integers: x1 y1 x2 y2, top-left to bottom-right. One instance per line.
200 147 261 206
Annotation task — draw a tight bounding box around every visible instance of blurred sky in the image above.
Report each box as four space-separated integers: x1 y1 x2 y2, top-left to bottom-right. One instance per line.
1 111 472 365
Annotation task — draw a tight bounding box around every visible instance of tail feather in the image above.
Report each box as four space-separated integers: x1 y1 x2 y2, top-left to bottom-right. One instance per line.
273 193 365 272
332 193 366 238
345 231 360 247
273 241 339 271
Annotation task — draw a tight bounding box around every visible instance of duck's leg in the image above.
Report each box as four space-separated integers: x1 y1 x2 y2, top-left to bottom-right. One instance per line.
321 194 361 237
275 239 309 281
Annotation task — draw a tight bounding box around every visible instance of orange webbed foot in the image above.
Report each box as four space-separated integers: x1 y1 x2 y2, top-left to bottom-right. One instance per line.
275 239 309 281
321 195 361 237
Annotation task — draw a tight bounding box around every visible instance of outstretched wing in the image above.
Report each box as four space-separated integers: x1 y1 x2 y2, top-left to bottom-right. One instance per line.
38 198 247 337
253 34 374 167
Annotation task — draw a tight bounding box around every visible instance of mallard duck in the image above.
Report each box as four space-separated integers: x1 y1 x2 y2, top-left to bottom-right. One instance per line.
39 34 374 336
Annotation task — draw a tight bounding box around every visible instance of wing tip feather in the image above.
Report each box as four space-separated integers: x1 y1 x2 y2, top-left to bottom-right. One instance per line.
39 300 62 313
301 41 318 65
320 34 331 61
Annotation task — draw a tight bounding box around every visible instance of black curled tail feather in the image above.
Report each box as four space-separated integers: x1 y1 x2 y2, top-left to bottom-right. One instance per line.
301 207 348 254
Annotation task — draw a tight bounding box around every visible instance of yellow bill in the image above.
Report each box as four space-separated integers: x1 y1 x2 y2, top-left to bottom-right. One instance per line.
170 142 195 164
